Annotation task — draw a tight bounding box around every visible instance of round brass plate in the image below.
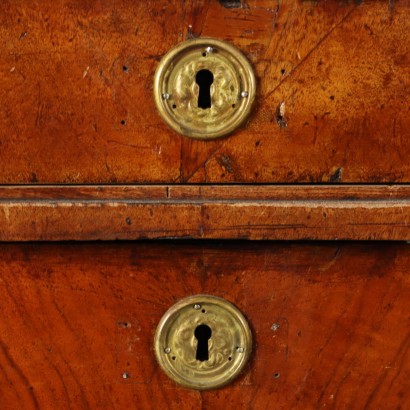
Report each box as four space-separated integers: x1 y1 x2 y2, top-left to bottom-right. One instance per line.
153 38 256 139
154 295 252 390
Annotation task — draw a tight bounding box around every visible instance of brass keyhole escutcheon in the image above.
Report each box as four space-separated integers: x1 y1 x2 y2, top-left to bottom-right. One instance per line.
154 295 252 390
153 38 256 140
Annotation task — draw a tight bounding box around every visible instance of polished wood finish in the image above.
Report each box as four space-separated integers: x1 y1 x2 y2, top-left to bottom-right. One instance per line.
0 0 409 183
1 185 410 241
1 2 408 409
0 242 408 409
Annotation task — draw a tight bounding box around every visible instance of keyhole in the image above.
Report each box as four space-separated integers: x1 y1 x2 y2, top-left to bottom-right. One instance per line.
194 324 212 361
196 69 214 109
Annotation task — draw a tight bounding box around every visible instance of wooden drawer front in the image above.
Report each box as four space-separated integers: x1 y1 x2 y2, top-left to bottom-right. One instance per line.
0 242 408 409
0 0 409 184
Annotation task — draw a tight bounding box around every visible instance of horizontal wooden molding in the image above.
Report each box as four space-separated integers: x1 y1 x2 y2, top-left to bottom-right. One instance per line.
0 185 409 241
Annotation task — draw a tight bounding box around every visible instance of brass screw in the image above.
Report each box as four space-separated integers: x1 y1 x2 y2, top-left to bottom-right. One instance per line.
194 304 201 310
164 347 171 354
162 93 170 100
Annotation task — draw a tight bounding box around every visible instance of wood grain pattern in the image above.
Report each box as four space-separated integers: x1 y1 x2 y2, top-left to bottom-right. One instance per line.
0 0 409 183
1 185 409 241
3 184 410 200
0 242 408 409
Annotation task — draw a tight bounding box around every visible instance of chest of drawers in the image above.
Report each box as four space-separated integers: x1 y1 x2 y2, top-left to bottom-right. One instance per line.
0 1 409 409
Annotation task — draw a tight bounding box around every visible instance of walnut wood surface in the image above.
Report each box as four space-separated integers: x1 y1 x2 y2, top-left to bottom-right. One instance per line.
0 242 408 409
0 0 409 183
0 185 409 241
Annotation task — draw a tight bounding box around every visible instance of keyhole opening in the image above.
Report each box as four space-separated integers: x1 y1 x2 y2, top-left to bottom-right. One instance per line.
194 324 212 362
196 69 214 109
